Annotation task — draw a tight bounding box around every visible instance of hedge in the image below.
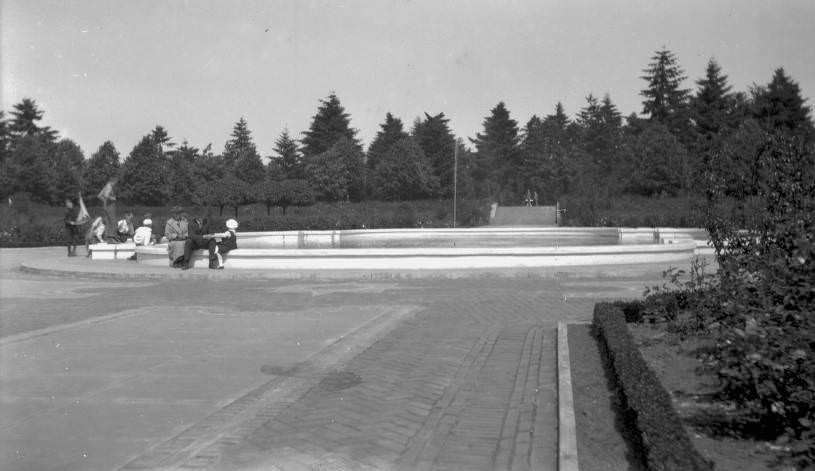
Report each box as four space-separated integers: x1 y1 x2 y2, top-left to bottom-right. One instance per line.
593 302 713 471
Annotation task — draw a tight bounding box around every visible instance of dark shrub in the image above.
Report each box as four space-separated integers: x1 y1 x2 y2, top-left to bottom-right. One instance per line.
594 303 714 471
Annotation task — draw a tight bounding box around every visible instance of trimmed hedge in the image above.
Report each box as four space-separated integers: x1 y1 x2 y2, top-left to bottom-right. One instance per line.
593 302 713 471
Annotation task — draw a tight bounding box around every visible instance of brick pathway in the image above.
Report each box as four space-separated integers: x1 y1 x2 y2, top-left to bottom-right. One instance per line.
119 283 599 470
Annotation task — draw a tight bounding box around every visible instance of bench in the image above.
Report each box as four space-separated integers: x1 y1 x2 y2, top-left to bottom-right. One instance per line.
88 242 137 260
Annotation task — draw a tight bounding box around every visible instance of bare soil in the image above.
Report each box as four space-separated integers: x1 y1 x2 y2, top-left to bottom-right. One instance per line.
628 323 778 470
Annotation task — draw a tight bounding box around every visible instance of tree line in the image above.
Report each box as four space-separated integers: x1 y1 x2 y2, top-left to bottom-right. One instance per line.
1 48 812 215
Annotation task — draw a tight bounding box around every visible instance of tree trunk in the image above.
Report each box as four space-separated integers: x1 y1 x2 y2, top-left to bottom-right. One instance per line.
219 205 224 216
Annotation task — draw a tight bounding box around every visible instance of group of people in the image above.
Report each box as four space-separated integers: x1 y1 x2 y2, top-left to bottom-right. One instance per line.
523 189 539 207
159 206 239 270
64 194 238 269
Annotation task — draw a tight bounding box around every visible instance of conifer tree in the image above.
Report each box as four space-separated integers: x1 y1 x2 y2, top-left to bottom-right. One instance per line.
51 139 85 203
83 141 121 197
412 112 457 197
224 117 264 184
471 102 521 202
371 137 438 200
119 133 171 205
367 113 409 171
751 67 814 142
301 93 361 158
640 48 693 142
272 129 303 180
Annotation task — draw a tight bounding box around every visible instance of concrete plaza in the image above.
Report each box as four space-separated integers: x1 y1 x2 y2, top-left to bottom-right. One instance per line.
0 247 685 470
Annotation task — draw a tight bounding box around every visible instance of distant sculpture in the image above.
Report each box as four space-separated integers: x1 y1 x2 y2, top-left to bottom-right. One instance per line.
97 178 118 239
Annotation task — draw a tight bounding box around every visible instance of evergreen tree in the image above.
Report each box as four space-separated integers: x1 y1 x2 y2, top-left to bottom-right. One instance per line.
575 94 624 194
119 134 171 205
540 103 576 198
51 139 85 203
371 137 438 200
8 98 58 142
168 141 200 205
621 122 687 196
751 67 814 142
412 112 457 197
301 93 361 158
224 117 265 184
367 112 409 171
83 141 121 197
272 129 303 180
6 134 55 203
640 48 693 143
471 102 521 202
305 142 352 202
0 111 10 163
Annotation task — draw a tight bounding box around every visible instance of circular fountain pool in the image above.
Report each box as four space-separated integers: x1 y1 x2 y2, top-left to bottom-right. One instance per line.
134 227 710 270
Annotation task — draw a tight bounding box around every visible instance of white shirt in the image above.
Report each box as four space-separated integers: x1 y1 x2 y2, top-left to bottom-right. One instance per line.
133 226 153 246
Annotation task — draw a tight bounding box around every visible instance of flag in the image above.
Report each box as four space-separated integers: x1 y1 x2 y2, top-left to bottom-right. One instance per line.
76 194 90 224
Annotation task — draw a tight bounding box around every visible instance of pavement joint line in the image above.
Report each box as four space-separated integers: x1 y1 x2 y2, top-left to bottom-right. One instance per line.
118 304 418 471
557 322 580 471
0 307 148 346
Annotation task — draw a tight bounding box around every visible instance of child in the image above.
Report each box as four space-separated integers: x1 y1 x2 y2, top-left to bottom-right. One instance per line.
133 218 155 246
204 219 238 269
84 215 106 257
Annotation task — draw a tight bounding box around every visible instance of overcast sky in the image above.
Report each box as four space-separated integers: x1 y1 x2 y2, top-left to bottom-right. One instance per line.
2 0 814 159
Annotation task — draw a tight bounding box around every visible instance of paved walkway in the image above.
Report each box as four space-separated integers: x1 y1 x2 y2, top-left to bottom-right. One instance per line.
0 248 690 470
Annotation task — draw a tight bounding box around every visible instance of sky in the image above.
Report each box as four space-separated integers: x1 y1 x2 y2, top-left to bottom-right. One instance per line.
2 0 814 160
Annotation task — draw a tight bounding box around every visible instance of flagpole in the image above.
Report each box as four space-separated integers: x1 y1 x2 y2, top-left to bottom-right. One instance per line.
453 141 458 228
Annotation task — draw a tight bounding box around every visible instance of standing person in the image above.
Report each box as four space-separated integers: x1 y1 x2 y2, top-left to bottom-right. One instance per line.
533 191 539 207
63 199 80 257
524 189 533 207
181 216 211 270
163 207 189 267
204 219 238 269
97 178 118 238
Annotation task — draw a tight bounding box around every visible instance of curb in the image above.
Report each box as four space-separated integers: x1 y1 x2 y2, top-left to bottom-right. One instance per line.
18 259 671 282
557 322 580 471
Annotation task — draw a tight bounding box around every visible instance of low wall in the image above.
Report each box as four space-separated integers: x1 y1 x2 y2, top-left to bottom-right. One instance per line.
135 240 700 270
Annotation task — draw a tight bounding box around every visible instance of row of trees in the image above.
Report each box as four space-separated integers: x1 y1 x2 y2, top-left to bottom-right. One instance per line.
1 48 812 211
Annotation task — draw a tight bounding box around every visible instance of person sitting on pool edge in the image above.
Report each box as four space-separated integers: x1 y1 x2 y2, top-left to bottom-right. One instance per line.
203 218 238 269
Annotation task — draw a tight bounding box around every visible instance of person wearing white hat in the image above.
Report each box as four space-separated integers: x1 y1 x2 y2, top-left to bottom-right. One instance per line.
133 218 155 247
202 219 239 269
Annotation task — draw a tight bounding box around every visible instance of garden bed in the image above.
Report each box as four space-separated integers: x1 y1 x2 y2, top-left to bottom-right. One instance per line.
629 322 778 470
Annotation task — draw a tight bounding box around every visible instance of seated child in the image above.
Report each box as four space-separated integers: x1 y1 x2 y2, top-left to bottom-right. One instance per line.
203 218 238 269
133 219 155 246
116 212 135 242
84 215 106 257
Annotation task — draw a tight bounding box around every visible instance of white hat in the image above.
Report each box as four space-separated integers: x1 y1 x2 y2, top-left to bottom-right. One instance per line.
143 218 152 226
225 219 238 230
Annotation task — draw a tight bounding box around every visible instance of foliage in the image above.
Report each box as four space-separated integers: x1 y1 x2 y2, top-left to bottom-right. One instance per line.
412 112 457 197
83 141 121 198
640 48 693 145
257 178 314 215
272 129 304 180
301 93 362 158
224 117 264 185
471 102 522 203
702 134 815 467
370 137 438 201
593 303 714 471
367 112 410 171
118 133 171 205
305 137 364 202
622 122 688 196
751 67 814 143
